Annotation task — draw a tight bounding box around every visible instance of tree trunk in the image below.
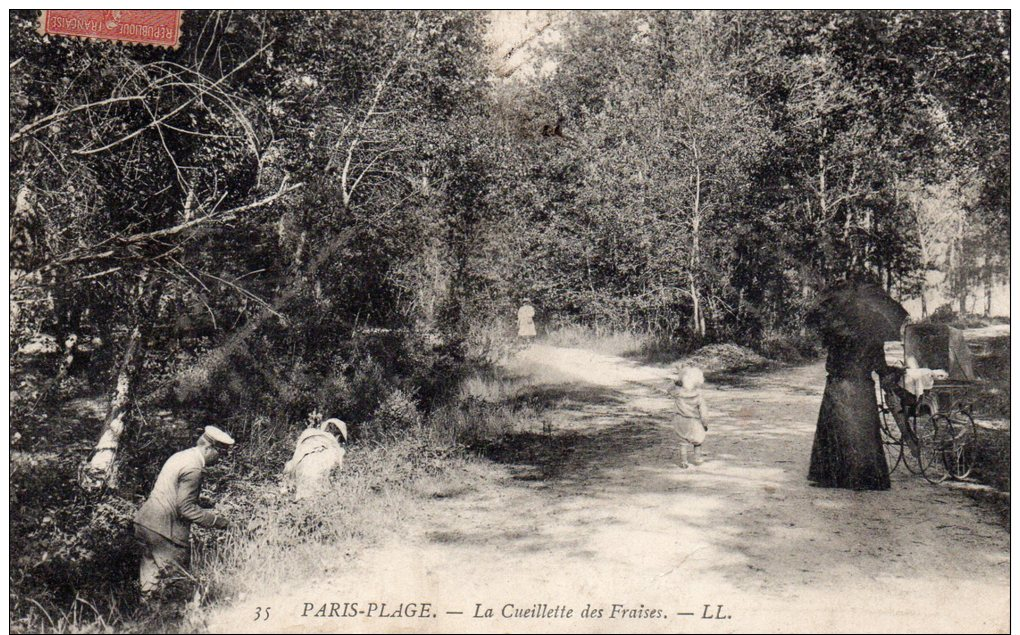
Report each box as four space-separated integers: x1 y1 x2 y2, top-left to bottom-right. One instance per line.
690 164 706 339
818 148 828 220
33 333 78 408
984 271 994 317
914 199 930 320
79 324 143 491
952 216 967 316
690 274 701 338
80 275 162 492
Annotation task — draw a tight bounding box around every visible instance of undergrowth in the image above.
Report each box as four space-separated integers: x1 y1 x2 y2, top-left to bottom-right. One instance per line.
10 359 546 634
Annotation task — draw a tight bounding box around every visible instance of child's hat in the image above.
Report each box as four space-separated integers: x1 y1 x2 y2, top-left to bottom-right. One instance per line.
678 366 705 386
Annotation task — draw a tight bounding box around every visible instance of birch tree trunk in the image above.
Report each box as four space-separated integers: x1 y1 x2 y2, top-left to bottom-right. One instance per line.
79 276 161 491
33 333 78 408
914 198 930 319
955 215 967 315
690 162 706 338
79 324 143 491
984 269 994 317
817 148 831 277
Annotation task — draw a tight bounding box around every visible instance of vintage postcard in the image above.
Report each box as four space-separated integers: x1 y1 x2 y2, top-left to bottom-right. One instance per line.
8 9 1010 634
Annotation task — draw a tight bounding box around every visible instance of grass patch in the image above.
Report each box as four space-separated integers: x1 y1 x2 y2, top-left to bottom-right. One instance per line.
956 425 1010 530
191 434 468 604
540 325 651 357
540 325 704 365
539 324 817 368
959 332 1010 519
969 426 1010 494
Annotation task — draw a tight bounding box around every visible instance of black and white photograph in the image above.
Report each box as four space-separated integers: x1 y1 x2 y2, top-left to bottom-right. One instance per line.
7 9 1011 633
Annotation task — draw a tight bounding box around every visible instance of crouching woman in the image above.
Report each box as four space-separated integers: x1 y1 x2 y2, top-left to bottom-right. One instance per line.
283 417 348 501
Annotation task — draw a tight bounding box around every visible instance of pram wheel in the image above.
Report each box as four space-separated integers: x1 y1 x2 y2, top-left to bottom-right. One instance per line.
935 409 978 480
878 407 903 473
915 415 951 484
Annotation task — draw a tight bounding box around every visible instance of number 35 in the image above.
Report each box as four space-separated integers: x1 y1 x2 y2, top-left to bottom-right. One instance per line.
254 606 271 621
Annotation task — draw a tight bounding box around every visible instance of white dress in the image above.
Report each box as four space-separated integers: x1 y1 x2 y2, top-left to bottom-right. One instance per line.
283 428 345 501
517 304 536 337
669 386 707 445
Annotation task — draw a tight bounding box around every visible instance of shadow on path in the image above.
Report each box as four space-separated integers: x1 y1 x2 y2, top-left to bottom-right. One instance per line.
463 354 1008 598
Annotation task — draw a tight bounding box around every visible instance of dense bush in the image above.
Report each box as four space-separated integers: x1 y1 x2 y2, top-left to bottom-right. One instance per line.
753 329 824 363
928 303 960 324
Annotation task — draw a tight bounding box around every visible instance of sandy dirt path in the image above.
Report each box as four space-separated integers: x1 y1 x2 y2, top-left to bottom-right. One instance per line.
206 345 1009 633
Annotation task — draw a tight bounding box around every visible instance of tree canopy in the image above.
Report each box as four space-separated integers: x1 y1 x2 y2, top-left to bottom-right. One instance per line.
9 9 1009 483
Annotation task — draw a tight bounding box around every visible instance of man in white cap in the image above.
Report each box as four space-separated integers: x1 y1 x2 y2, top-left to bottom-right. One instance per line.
133 425 234 598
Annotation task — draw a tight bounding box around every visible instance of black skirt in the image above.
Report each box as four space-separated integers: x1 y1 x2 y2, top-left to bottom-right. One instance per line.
808 373 890 491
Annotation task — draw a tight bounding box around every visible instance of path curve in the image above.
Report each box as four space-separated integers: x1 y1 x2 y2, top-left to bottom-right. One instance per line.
207 345 1009 633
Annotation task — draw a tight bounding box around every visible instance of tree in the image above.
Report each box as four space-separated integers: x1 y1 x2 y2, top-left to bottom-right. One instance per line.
498 11 772 338
10 9 496 490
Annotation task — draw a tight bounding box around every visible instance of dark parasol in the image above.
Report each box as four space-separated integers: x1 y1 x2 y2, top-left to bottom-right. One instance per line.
807 283 909 348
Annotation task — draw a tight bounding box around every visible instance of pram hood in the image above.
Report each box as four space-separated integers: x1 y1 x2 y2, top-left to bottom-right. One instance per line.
903 324 976 381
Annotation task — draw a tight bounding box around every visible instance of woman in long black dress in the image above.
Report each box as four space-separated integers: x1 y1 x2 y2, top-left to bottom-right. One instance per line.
808 335 901 490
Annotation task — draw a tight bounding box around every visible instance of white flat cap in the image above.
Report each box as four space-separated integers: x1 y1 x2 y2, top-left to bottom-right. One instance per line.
322 418 348 441
202 425 235 447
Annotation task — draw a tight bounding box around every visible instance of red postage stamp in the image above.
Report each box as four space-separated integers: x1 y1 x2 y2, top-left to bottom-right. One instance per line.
38 10 183 49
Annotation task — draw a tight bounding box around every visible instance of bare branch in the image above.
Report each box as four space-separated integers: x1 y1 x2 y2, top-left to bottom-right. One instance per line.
11 96 147 143
118 180 302 246
72 41 272 156
21 181 302 283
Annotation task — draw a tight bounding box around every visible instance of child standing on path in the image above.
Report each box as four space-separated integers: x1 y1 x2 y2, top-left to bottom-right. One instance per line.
668 367 709 468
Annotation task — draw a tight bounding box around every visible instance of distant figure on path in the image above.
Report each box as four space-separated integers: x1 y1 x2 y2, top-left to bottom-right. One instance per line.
668 367 709 468
133 426 234 598
283 416 348 501
517 299 536 339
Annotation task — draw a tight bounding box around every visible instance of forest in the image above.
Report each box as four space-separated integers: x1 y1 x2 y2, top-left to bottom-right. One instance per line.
8 9 1010 632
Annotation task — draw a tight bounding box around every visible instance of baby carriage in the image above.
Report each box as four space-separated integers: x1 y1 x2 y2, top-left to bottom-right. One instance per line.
878 323 979 483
